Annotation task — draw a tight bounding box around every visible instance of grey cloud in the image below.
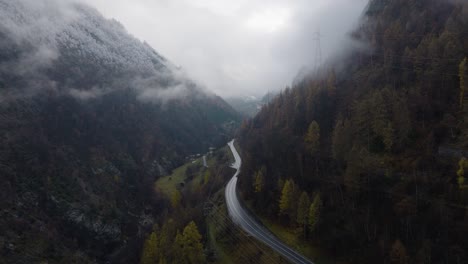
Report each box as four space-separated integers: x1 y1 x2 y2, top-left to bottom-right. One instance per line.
0 0 195 103
14 45 59 75
0 1 61 76
1 0 370 102
79 0 368 98
137 84 190 103
68 86 110 100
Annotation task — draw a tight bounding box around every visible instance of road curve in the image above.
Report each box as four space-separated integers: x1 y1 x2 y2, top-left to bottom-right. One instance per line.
225 139 314 264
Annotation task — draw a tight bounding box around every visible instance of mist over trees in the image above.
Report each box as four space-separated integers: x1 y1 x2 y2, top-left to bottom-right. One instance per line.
0 1 240 263
0 0 208 103
238 0 468 262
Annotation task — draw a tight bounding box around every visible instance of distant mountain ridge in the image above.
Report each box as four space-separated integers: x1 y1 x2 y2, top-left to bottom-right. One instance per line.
0 0 240 262
226 92 277 117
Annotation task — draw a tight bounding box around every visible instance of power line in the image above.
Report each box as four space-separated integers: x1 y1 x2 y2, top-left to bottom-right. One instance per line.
313 31 323 74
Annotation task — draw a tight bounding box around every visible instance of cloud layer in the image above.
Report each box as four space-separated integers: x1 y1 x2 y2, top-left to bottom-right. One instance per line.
0 0 197 103
79 0 368 98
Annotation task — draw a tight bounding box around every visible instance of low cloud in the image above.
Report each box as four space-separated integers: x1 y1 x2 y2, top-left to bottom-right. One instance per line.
131 71 206 104
0 0 196 103
68 86 110 100
1 0 372 102
80 0 369 98
15 45 59 75
0 0 78 71
137 84 190 103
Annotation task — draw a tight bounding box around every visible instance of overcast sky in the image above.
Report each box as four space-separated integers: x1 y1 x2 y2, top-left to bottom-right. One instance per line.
79 0 368 98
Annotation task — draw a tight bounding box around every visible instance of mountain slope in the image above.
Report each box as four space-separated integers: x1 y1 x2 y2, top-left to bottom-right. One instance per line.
238 0 467 263
0 0 240 263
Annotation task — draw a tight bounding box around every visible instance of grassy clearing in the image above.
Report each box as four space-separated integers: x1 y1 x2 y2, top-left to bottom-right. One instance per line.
155 161 195 198
156 143 309 263
206 199 236 264
155 146 230 199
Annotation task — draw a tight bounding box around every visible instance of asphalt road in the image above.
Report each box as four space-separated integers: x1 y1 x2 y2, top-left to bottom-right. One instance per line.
225 139 315 264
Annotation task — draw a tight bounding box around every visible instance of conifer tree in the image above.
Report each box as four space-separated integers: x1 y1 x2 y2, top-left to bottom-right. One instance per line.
173 231 185 264
459 57 466 110
308 193 322 232
141 231 159 264
296 191 310 228
332 117 353 161
305 121 320 155
159 219 174 254
253 166 266 193
181 221 205 264
279 179 293 216
173 222 205 264
457 157 468 188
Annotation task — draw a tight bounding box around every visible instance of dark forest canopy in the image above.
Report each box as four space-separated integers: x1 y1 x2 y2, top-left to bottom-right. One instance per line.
238 0 468 263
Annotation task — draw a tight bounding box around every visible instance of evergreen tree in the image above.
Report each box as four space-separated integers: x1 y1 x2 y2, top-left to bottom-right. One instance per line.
305 121 321 155
182 221 205 264
141 231 159 264
173 231 186 264
460 57 467 110
457 157 468 188
308 193 322 232
159 219 175 255
279 179 294 216
174 221 205 264
277 178 285 193
296 191 310 228
253 166 266 193
332 117 353 161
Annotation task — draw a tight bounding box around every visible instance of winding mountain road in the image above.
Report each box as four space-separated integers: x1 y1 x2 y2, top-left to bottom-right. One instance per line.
225 140 314 264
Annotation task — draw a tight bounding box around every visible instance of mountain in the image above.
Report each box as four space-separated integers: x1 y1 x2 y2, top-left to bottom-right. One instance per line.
226 92 277 117
0 0 240 263
237 0 467 263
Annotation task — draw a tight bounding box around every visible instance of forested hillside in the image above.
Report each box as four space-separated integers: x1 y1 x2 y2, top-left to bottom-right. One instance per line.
0 0 240 263
238 0 468 263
